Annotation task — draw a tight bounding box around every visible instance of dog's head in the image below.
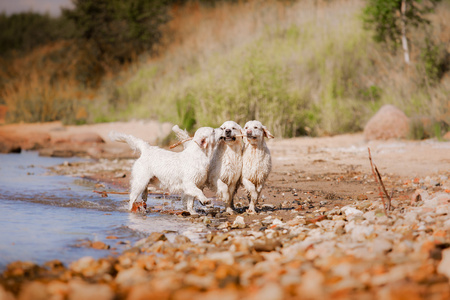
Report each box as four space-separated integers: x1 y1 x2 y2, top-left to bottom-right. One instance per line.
217 121 243 145
243 120 274 145
193 127 216 150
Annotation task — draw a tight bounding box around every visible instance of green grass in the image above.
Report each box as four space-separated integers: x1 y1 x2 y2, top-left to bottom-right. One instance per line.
81 0 450 138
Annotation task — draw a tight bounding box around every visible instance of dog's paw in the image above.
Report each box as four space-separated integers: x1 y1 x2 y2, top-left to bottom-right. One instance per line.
247 208 257 215
247 204 257 214
199 198 211 206
188 210 199 216
131 201 147 213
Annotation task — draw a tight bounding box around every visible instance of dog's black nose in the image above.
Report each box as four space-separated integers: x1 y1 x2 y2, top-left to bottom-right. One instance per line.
225 129 231 135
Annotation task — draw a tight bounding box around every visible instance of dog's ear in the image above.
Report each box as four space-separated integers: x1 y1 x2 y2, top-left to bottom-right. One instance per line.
263 126 274 139
200 137 208 149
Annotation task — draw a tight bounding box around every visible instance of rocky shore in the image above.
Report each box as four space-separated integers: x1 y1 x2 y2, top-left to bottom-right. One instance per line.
1 122 450 299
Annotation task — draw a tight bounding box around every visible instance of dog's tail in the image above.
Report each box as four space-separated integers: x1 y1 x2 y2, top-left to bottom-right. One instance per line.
109 130 149 154
172 125 190 141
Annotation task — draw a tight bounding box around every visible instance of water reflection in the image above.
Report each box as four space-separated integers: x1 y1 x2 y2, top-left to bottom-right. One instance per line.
0 151 204 270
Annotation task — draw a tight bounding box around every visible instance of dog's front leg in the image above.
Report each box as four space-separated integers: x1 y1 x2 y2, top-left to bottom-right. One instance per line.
185 183 211 207
242 178 258 214
182 194 197 215
217 180 235 214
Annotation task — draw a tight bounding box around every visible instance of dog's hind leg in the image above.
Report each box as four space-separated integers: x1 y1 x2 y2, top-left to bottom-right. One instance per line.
129 180 149 212
141 186 148 202
129 162 151 212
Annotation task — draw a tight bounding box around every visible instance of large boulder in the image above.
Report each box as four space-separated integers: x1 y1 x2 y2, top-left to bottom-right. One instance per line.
364 105 410 140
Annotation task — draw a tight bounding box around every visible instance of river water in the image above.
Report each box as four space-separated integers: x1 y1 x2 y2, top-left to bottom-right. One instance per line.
0 151 204 271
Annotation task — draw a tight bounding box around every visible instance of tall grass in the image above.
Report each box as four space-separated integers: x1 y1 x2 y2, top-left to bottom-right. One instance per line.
3 0 449 138
1 41 94 124
93 0 449 138
95 0 378 136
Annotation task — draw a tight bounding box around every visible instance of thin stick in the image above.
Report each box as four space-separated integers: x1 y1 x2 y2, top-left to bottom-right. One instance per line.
93 190 129 198
368 148 389 216
374 164 392 211
169 137 193 149
93 190 128 195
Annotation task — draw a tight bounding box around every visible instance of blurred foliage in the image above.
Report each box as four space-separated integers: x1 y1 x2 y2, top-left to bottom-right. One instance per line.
0 0 449 139
418 35 450 85
0 41 93 123
362 0 439 48
363 0 449 85
0 12 75 56
63 0 170 64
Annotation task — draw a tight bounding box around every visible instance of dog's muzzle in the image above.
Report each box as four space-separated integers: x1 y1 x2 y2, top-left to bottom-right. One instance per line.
246 131 257 140
220 136 236 141
220 129 236 141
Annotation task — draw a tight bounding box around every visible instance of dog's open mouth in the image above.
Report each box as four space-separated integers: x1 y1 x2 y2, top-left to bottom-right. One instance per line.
220 136 236 141
246 135 258 140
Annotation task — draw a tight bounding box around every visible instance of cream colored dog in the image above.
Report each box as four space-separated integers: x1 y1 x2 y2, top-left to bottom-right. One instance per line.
242 120 274 213
109 127 215 214
172 121 243 214
210 121 244 213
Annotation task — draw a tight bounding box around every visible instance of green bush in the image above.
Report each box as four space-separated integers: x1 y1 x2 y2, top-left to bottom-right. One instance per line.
0 12 75 56
63 0 170 64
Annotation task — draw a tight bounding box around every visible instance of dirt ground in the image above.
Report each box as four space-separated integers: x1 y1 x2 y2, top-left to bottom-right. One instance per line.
2 120 449 225
58 129 450 224
1 121 450 300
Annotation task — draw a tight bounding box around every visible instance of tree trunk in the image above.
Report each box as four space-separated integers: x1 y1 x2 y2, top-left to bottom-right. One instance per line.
401 0 410 65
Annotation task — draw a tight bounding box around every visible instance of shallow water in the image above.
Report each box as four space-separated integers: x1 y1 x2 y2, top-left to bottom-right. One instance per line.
0 151 204 271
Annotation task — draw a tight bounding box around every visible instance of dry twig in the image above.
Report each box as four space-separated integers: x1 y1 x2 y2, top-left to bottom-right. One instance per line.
169 137 193 149
368 148 392 215
93 190 128 197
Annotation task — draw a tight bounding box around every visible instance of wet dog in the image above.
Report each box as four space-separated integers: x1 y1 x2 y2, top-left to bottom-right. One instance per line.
109 127 215 214
208 121 244 214
241 120 274 213
172 121 244 214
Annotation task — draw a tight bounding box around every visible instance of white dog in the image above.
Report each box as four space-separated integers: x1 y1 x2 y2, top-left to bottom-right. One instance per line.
242 120 274 213
109 127 215 214
172 121 243 214
208 121 244 214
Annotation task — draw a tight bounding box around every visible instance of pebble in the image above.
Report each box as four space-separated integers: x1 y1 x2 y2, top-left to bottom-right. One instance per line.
68 281 115 300
115 267 150 287
231 216 246 229
91 241 110 250
206 251 234 265
437 248 450 281
17 281 49 300
341 206 364 219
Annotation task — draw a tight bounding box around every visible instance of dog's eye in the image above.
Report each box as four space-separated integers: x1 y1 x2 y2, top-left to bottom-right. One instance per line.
244 127 248 129
254 126 258 129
